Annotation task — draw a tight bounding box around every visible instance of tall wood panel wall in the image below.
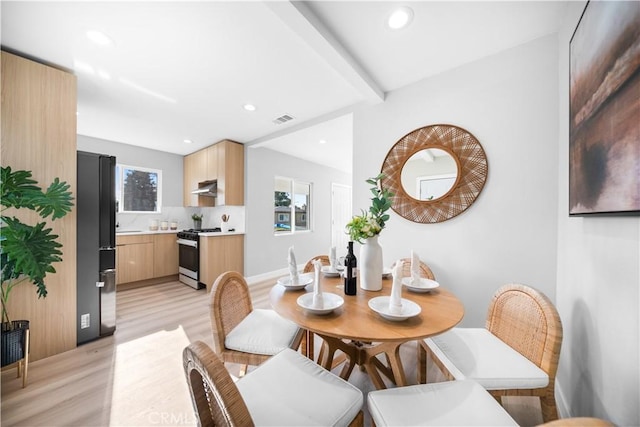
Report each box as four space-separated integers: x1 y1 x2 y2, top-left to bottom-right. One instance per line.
1 51 78 361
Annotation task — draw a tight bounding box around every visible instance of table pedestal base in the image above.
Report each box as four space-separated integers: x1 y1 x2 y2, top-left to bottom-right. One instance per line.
317 334 406 390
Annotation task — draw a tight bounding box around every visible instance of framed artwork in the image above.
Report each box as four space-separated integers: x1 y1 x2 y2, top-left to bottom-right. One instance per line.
569 1 640 215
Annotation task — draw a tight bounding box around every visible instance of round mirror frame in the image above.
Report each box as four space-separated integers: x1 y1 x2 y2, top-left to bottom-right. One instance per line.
380 124 488 223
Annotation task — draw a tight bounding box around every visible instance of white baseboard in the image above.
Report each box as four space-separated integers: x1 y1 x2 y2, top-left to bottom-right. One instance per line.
246 268 289 286
555 379 571 418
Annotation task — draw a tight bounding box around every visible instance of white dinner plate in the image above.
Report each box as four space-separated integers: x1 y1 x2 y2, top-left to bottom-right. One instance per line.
368 296 421 321
321 266 341 277
277 273 313 290
297 292 344 315
402 277 440 293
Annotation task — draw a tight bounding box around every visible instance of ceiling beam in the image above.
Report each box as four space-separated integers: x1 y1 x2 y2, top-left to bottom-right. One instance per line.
265 1 385 104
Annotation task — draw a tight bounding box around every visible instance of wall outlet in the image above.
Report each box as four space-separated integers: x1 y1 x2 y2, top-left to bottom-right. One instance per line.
80 313 90 329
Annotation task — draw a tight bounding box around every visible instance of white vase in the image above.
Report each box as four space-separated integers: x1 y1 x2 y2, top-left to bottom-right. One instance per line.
359 235 383 291
221 222 229 233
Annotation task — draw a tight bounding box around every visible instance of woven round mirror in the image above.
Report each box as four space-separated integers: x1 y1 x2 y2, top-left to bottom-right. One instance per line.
380 124 488 223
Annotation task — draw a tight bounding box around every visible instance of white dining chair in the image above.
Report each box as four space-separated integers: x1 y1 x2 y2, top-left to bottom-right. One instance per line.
367 379 518 426
209 271 304 376
420 283 563 422
183 340 365 426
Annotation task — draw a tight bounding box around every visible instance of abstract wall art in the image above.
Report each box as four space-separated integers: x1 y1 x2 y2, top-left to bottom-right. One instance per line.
569 1 640 215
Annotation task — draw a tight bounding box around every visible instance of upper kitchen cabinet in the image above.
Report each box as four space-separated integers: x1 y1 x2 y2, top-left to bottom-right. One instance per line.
183 139 244 207
215 140 244 206
183 147 210 207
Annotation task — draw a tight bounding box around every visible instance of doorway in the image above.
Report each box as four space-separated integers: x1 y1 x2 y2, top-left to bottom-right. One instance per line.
331 183 352 257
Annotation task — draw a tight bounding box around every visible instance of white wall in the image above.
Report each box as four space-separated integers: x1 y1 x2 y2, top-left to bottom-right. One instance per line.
352 34 559 327
555 3 639 425
244 146 351 276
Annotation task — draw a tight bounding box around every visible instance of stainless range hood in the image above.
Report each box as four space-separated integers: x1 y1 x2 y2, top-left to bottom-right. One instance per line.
192 180 217 197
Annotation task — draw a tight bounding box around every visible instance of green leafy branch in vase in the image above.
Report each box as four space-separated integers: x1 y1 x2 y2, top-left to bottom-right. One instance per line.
346 173 394 243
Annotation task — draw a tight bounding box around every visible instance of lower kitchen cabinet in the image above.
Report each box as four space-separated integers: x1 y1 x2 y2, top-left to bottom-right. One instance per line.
116 233 178 285
116 235 154 284
153 233 179 277
199 234 244 291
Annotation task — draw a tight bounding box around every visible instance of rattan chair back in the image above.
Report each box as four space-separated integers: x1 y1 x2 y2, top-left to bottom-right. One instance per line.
183 340 254 427
484 283 563 422
209 271 303 366
391 258 435 280
209 271 257 359
303 255 330 273
486 284 563 381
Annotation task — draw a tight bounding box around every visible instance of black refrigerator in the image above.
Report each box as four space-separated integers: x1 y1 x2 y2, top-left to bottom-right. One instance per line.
77 151 117 345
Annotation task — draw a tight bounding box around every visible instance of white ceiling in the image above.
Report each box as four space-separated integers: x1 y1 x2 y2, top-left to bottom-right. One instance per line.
1 1 566 173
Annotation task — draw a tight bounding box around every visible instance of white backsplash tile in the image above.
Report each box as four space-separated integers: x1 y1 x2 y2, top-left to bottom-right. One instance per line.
117 205 245 232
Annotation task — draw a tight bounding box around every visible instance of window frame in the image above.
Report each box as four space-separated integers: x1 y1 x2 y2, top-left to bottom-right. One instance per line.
274 176 312 235
116 163 163 214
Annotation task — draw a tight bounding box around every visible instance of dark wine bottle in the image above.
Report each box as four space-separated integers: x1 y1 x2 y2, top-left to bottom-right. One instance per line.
344 241 357 295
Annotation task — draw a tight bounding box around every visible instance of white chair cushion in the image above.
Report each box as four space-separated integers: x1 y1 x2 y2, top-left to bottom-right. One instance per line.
368 379 518 426
225 309 300 355
237 348 363 426
425 328 549 389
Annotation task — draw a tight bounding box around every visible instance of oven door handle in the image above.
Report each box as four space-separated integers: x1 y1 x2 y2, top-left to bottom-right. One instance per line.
177 238 198 248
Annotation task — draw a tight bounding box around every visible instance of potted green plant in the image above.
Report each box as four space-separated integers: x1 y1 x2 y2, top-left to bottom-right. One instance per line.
0 166 73 368
191 213 203 230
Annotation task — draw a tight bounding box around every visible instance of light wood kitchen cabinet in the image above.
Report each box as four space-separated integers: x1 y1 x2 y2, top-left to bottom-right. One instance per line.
216 140 244 206
116 235 154 284
116 233 179 285
199 234 244 291
183 139 244 207
153 233 179 277
206 143 219 181
183 148 210 207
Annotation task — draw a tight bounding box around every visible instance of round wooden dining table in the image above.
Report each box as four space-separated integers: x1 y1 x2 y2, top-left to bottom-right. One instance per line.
269 274 464 390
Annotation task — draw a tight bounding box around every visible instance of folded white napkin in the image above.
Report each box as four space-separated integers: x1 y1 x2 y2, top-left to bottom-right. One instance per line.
312 259 324 309
329 246 337 271
411 250 421 286
389 260 404 315
288 246 299 285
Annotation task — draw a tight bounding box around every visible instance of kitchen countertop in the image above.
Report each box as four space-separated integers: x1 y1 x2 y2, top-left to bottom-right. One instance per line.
116 229 180 235
198 230 244 237
116 229 244 236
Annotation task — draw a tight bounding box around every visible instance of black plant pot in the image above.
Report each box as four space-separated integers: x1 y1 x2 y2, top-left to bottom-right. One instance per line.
1 320 29 367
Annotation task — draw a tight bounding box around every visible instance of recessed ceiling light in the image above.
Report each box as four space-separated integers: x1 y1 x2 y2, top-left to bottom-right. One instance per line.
243 104 256 111
387 7 414 30
319 139 327 144
183 139 193 144
86 30 114 47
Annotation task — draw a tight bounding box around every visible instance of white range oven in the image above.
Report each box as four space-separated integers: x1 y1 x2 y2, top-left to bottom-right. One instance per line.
176 228 220 289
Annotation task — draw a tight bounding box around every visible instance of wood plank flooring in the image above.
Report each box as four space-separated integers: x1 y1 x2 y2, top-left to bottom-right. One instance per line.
1 280 543 426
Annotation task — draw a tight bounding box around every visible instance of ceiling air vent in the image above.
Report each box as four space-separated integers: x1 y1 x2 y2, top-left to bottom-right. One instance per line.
272 114 294 125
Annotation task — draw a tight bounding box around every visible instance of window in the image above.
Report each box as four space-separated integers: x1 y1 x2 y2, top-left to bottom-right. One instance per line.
274 177 311 234
116 164 162 213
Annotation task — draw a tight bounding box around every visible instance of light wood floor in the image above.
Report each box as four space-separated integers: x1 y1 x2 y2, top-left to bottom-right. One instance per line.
1 280 543 426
